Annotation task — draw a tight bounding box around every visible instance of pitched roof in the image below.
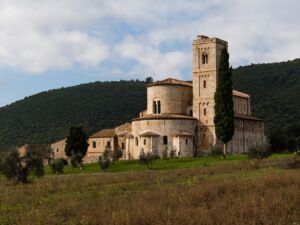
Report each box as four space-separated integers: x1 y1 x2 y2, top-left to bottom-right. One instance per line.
90 129 116 138
147 78 192 87
132 113 197 121
117 131 134 138
233 90 250 98
173 131 194 137
139 131 160 137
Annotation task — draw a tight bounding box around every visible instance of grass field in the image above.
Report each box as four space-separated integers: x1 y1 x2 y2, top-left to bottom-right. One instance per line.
0 153 299 225
44 152 292 175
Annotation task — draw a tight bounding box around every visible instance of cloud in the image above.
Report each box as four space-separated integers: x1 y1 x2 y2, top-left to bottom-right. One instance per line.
0 0 299 77
115 36 190 79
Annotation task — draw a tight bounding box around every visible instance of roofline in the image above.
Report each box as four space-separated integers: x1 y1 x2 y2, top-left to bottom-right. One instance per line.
51 139 66 145
132 116 197 122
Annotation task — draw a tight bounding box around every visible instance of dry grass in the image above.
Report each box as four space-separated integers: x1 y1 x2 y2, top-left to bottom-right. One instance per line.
0 158 299 225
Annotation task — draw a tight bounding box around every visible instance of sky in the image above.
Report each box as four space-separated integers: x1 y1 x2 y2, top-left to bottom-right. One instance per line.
0 0 299 107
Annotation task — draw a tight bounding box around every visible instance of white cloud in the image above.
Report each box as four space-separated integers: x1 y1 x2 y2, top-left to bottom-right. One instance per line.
0 0 299 77
116 36 190 80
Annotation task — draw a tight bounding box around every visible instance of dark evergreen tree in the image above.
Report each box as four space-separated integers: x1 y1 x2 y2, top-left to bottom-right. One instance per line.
0 148 44 184
145 77 154 83
65 126 89 169
214 48 234 157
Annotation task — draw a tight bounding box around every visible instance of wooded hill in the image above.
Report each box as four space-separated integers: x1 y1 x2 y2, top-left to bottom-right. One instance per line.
0 59 299 149
232 59 300 132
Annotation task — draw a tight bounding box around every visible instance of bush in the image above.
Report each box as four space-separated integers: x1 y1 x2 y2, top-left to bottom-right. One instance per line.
113 148 123 162
247 143 272 159
162 146 168 159
99 146 112 172
50 158 68 174
210 144 223 158
0 148 44 184
170 149 177 158
139 151 159 170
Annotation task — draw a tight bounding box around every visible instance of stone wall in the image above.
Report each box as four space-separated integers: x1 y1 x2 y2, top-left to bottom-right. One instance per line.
85 137 116 163
131 117 197 159
147 85 192 115
51 139 67 160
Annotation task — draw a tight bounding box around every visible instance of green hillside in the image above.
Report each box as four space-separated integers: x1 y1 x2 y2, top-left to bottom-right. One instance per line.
232 59 300 131
0 80 147 149
0 59 299 149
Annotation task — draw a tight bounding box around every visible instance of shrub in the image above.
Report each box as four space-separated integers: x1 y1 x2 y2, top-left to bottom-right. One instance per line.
113 148 123 162
50 158 68 174
139 150 159 170
0 148 44 184
170 149 177 158
247 143 272 159
210 144 223 158
162 146 168 159
99 146 112 172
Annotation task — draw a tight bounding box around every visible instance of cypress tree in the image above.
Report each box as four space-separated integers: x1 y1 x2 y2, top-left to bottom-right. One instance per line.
65 126 89 169
214 48 234 157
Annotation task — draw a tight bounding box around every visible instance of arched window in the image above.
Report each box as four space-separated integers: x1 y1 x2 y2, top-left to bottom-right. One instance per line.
198 48 201 69
186 139 188 145
163 135 168 145
153 101 157 114
202 53 208 64
135 137 139 146
144 139 146 145
157 101 161 114
203 80 206 88
204 108 207 116
153 99 161 114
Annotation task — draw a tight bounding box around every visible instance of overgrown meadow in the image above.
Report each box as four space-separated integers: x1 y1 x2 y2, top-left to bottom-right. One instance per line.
0 154 299 225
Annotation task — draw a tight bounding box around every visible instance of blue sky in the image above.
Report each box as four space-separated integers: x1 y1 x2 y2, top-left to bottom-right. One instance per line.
0 0 299 107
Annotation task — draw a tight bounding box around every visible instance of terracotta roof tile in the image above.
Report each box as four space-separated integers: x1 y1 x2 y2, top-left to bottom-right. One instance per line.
90 129 116 138
147 78 192 87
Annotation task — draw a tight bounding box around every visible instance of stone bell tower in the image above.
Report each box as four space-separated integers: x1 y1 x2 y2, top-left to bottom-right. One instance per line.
192 35 228 150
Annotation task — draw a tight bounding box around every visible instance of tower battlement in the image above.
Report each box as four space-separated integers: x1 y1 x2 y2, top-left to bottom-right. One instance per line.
193 35 228 46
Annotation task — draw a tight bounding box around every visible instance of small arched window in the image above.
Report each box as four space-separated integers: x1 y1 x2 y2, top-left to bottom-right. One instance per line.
163 135 168 145
144 139 146 145
202 53 208 64
135 137 139 146
204 108 207 116
153 101 157 114
198 48 201 69
203 80 206 88
186 139 188 145
157 101 161 114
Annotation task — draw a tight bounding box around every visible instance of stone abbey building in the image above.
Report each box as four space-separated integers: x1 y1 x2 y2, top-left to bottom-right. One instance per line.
51 35 265 162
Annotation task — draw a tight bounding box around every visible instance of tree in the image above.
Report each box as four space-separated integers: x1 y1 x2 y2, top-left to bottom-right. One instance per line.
139 150 159 170
0 148 44 184
65 126 89 169
269 129 288 152
99 146 112 172
210 144 223 158
113 148 123 162
214 48 234 158
145 77 154 83
50 158 68 174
